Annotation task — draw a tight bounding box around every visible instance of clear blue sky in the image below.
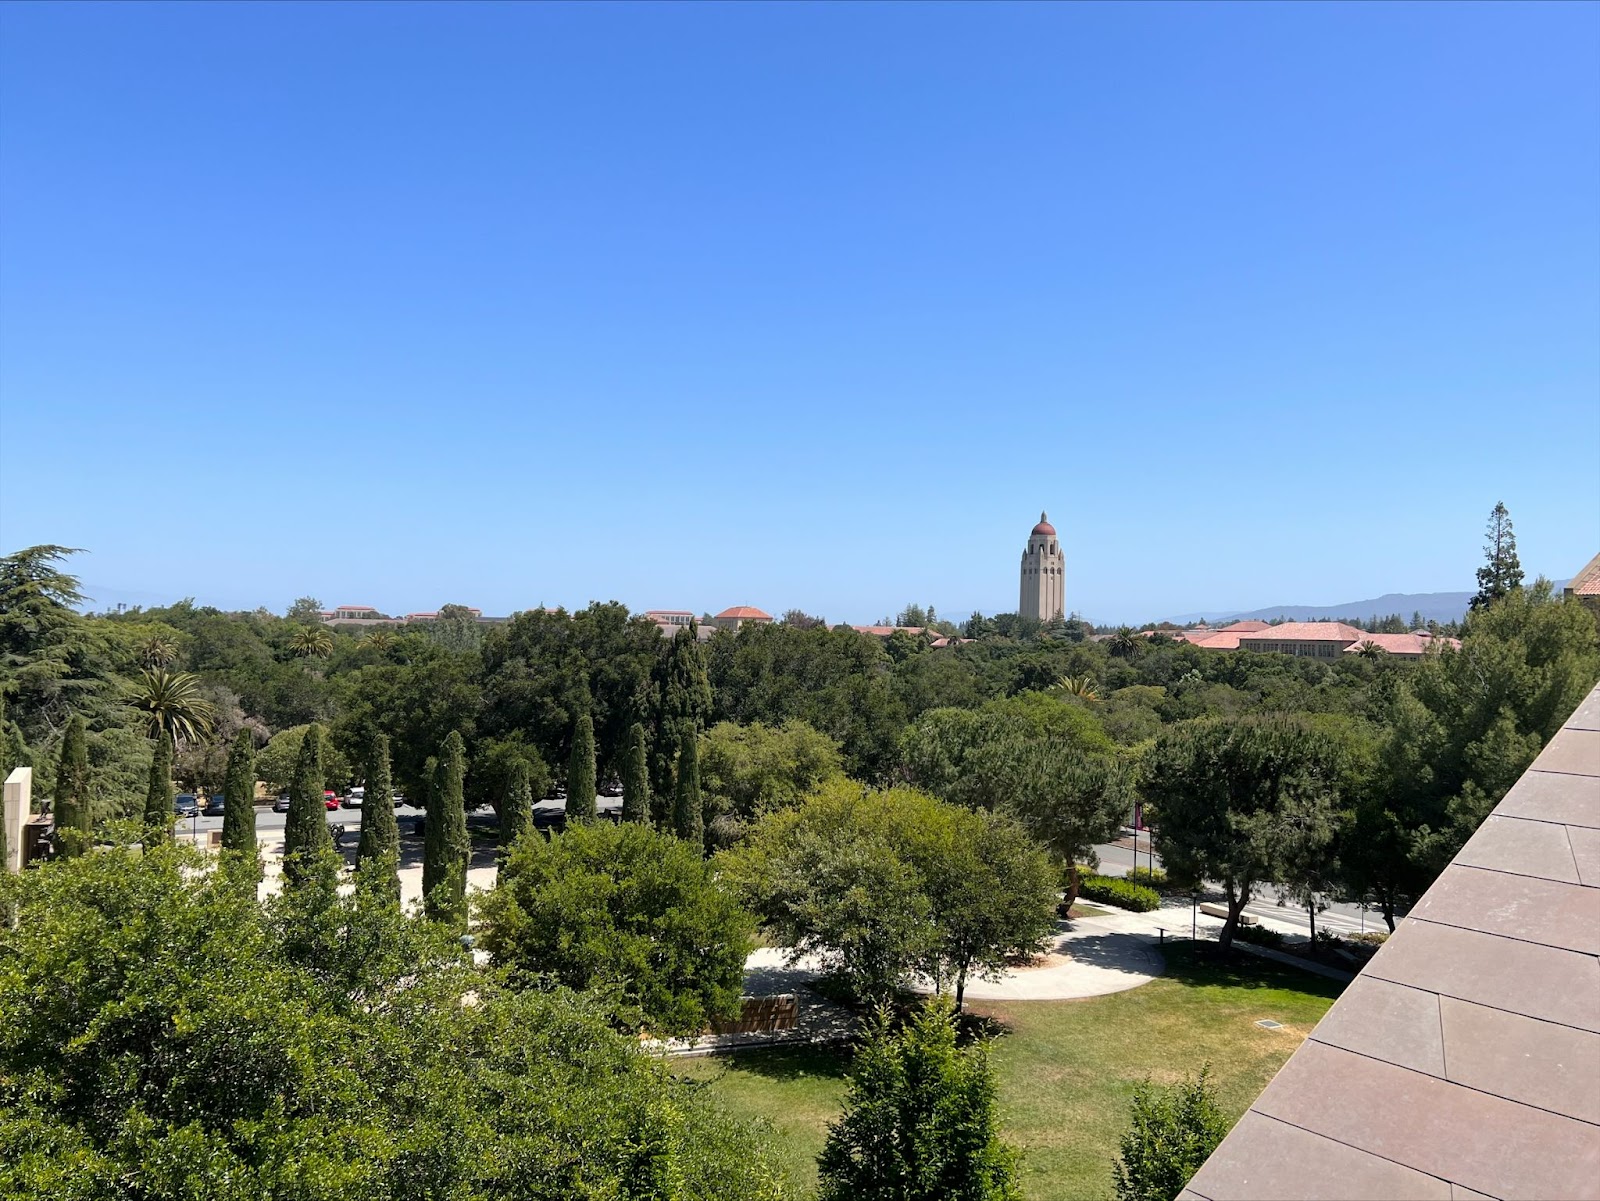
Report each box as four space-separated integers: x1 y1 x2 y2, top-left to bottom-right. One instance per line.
2 2 1596 625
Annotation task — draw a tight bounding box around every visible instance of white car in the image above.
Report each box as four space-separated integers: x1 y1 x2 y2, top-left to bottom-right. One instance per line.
342 786 365 810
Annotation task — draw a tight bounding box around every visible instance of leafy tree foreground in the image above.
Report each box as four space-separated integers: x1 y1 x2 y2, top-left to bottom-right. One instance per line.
0 844 788 1201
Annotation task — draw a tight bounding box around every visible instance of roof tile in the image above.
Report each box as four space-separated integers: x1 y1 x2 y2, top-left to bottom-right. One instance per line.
1438 996 1600 1125
1454 815 1581 884
1186 1110 1450 1200
1249 1041 1600 1200
1365 919 1600 1033
1495 770 1600 829
1531 727 1600 777
1412 864 1600 955
1306 976 1445 1077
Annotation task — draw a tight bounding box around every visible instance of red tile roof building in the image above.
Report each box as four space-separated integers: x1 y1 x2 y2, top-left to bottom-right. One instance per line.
712 606 774 632
1567 551 1600 618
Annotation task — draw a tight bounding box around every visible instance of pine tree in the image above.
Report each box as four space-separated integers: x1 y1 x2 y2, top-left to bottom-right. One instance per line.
818 1000 1019 1201
499 758 533 853
651 623 713 800
672 725 702 847
621 722 650 824
355 734 399 907
565 714 597 825
283 724 333 889
1471 501 1525 612
143 730 174 845
220 732 257 857
54 714 92 858
423 730 470 928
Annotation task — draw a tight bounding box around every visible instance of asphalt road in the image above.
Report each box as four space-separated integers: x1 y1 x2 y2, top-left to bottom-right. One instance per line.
1092 836 1396 938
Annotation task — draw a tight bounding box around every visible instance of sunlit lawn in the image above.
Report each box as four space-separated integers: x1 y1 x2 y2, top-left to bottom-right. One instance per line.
674 944 1344 1200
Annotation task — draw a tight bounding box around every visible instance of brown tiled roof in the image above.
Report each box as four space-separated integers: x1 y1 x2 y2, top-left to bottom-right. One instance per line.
1191 631 1246 650
1345 631 1461 656
1181 684 1600 1201
850 625 927 637
1221 620 1271 632
1568 551 1600 597
645 610 695 617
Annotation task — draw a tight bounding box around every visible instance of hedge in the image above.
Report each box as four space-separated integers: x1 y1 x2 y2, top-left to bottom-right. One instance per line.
1077 873 1161 913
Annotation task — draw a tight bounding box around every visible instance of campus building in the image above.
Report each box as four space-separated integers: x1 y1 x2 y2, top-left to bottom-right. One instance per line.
1019 512 1065 623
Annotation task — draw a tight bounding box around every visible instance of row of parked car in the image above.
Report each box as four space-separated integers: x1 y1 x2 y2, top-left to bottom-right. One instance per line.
173 788 412 818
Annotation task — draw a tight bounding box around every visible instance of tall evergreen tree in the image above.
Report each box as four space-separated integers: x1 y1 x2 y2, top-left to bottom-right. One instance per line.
565 714 597 825
54 713 92 857
355 733 399 905
672 725 703 847
651 623 713 800
499 758 534 853
142 730 174 845
282 723 333 889
621 722 650 825
817 1000 1019 1201
423 730 470 928
220 731 258 865
1471 500 1525 612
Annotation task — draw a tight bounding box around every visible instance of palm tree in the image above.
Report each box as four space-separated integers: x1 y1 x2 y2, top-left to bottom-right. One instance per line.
128 668 215 745
1054 673 1101 702
1108 627 1141 659
363 629 394 654
140 634 178 668
1356 640 1386 661
290 624 333 659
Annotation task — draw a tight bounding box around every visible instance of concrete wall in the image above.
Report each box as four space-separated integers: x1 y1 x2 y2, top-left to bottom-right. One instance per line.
3 766 31 874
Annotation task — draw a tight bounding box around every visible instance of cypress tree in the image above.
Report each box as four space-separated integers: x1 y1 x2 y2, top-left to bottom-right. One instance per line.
356 734 399 905
565 714 597 825
499 758 533 853
54 714 92 858
283 724 333 889
220 731 258 871
143 730 174 846
423 730 470 928
672 725 703 848
621 722 650 825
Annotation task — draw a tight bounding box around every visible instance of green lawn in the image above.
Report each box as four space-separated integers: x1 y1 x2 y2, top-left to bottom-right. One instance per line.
674 944 1344 1200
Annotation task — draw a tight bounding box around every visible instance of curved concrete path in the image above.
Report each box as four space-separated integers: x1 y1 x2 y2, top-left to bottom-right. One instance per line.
743 909 1165 1004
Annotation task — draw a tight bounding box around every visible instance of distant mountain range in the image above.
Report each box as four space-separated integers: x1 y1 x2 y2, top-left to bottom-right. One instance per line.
1162 585 1566 628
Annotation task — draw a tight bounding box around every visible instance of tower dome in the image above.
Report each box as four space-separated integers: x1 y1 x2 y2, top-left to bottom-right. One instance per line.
1032 511 1056 536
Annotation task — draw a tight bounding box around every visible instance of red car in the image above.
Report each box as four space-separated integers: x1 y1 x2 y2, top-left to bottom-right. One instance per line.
323 790 340 811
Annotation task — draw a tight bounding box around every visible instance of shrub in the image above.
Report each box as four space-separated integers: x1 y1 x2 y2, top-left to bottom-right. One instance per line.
1113 1065 1228 1201
1233 923 1286 949
1078 873 1161 913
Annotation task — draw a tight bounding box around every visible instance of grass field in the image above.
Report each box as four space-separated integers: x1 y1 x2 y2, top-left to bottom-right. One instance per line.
674 944 1344 1200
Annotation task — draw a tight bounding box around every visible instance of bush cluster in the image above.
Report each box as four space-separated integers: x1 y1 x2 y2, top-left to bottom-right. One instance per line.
1078 873 1161 913
1232 923 1286 948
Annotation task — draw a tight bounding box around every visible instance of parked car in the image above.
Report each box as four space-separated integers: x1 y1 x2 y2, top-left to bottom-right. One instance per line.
272 794 292 813
599 778 622 797
343 786 365 810
205 793 226 817
392 791 407 807
174 793 199 818
323 790 340 811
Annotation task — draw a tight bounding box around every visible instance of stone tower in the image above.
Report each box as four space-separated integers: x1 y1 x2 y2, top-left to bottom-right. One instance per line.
1019 512 1065 622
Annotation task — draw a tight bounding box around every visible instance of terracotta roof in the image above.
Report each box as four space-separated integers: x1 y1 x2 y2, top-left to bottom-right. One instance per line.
645 610 694 618
1238 622 1367 644
1568 551 1600 597
335 605 378 613
1032 510 1056 537
1221 620 1271 632
1191 631 1247 650
1182 684 1600 1201
1346 631 1460 656
715 606 772 621
851 625 927 637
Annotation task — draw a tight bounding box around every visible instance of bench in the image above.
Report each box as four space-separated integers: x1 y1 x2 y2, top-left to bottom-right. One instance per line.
1199 902 1257 926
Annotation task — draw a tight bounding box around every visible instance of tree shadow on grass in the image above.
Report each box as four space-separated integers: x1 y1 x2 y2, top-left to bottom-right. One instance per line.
697 1043 854 1085
1158 941 1346 1002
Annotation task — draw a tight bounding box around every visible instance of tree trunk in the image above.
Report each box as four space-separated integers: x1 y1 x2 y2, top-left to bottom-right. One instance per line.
1062 863 1081 912
955 962 968 1013
1381 894 1396 933
1219 878 1250 952
1308 900 1317 954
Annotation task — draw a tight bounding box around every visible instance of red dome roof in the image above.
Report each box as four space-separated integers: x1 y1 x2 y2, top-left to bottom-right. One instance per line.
1032 511 1056 536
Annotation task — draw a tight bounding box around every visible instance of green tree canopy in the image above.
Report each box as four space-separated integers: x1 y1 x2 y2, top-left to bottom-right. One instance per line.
355 733 398 906
481 821 754 1037
1471 500 1525 612
699 719 842 833
565 713 597 825
282 723 334 890
141 730 173 845
0 842 788 1200
620 722 650 824
219 730 258 868
673 724 703 847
